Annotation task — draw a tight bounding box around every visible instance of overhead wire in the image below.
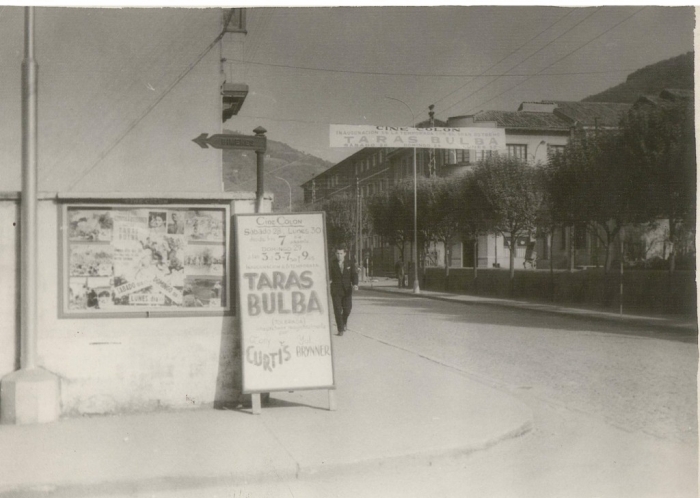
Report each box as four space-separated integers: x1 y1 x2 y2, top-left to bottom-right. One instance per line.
431 8 575 109
245 9 274 64
442 7 602 115
65 12 228 191
462 6 648 115
222 56 635 79
42 11 198 185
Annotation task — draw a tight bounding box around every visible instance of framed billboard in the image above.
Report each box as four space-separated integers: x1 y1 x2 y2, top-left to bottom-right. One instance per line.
235 212 334 394
60 204 231 317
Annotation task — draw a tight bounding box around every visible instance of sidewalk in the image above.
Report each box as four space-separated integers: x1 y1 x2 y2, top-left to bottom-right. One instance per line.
361 277 698 334
0 330 532 497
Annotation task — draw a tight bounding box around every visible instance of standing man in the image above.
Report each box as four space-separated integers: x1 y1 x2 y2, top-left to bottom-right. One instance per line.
395 257 405 288
329 246 358 336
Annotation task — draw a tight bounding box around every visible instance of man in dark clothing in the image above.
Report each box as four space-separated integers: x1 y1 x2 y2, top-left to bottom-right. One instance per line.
329 246 358 336
395 258 405 288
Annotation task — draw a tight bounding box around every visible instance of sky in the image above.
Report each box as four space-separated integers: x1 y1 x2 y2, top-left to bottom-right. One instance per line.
0 5 694 192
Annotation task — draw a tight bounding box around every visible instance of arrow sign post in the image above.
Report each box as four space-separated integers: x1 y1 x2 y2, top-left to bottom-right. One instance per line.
195 127 269 214
193 133 266 153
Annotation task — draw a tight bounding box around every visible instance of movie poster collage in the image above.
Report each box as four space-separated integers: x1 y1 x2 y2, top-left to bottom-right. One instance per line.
66 206 227 313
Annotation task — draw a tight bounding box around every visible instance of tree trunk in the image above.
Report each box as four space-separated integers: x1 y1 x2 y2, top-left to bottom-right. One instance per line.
509 233 516 295
569 225 575 272
604 238 614 274
444 241 450 291
548 232 554 302
668 217 677 273
473 239 478 295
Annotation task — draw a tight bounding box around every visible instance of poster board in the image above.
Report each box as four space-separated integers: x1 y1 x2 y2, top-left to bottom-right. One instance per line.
60 204 230 316
235 212 334 394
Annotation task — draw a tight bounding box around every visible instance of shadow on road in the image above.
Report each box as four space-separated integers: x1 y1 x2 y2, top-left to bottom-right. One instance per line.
355 291 698 345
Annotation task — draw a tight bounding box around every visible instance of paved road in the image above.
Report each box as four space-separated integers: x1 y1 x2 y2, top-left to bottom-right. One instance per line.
99 289 698 498
352 290 697 446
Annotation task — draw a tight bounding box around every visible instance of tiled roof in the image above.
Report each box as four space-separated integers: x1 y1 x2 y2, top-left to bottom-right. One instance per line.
551 101 632 128
473 110 570 131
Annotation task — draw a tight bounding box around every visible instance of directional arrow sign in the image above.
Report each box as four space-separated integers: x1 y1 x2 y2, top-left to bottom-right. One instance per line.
193 133 266 152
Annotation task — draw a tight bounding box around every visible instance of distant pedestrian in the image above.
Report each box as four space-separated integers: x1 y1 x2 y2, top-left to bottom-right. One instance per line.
395 258 405 288
329 246 358 336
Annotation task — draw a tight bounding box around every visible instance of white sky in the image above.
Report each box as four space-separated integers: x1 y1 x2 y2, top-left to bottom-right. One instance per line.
0 5 694 191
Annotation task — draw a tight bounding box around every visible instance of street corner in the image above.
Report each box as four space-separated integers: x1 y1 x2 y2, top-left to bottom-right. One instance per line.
261 331 534 477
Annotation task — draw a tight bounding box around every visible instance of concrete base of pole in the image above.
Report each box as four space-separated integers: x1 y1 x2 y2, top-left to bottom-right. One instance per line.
1 368 60 425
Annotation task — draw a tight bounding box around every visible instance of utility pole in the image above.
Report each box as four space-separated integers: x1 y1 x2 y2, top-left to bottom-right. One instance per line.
254 126 267 213
428 104 436 177
385 96 420 294
1 7 60 425
355 176 360 266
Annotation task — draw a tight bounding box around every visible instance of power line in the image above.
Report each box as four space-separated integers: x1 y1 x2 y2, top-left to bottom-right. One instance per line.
223 56 634 79
442 7 602 115
43 13 196 185
432 9 574 109
463 6 648 115
65 18 228 191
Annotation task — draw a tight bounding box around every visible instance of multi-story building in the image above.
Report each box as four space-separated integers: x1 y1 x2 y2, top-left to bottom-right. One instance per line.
301 98 651 273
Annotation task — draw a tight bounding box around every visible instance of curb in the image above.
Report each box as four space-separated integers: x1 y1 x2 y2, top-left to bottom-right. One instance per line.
360 284 697 334
295 416 533 480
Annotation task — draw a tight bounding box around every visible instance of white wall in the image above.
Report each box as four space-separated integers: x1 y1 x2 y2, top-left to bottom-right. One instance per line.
0 193 270 416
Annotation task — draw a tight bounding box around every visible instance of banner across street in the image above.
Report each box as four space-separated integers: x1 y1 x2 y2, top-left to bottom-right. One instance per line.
330 124 506 150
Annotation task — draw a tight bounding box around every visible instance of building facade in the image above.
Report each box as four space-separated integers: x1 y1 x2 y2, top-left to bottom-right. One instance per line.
302 93 691 275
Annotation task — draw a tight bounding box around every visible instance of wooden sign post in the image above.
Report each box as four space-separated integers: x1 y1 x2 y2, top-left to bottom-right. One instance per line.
235 212 335 414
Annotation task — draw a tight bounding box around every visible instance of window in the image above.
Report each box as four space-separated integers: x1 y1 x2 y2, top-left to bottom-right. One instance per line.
455 149 469 163
548 145 566 156
506 144 527 161
475 150 494 162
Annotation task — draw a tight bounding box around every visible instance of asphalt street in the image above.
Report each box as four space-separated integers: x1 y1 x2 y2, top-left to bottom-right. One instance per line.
351 290 697 446
95 287 697 498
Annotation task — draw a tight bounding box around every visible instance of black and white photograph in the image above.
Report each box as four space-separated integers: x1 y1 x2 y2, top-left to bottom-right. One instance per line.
0 4 696 498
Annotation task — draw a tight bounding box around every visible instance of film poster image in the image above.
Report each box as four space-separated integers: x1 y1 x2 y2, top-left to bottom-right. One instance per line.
66 207 227 312
68 209 113 242
186 210 225 241
184 244 225 276
183 277 225 308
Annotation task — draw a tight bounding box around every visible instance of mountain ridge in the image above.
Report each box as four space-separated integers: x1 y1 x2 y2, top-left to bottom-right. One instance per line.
582 51 693 103
222 131 332 212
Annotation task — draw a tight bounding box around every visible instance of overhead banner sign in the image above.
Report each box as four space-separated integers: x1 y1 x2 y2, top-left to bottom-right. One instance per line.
330 124 506 150
235 212 334 394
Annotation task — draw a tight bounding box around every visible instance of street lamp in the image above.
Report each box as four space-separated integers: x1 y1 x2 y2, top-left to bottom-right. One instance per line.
274 176 292 212
386 96 420 294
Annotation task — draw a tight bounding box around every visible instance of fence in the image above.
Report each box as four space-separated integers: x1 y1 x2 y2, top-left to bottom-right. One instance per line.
421 267 697 316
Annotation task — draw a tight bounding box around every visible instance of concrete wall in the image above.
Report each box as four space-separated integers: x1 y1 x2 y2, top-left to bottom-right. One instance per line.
0 192 271 416
421 267 697 315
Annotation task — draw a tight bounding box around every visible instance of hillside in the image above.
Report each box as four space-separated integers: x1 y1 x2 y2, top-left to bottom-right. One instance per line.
222 131 332 212
583 51 693 103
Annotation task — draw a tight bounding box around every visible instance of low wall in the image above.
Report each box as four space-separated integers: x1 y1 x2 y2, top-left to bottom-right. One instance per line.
422 267 697 315
0 192 270 417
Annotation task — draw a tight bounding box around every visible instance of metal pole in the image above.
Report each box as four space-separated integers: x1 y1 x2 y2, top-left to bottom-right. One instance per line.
412 147 420 293
385 96 420 294
253 126 266 213
274 176 292 212
21 6 38 370
355 176 360 264
619 227 624 315
359 192 364 281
